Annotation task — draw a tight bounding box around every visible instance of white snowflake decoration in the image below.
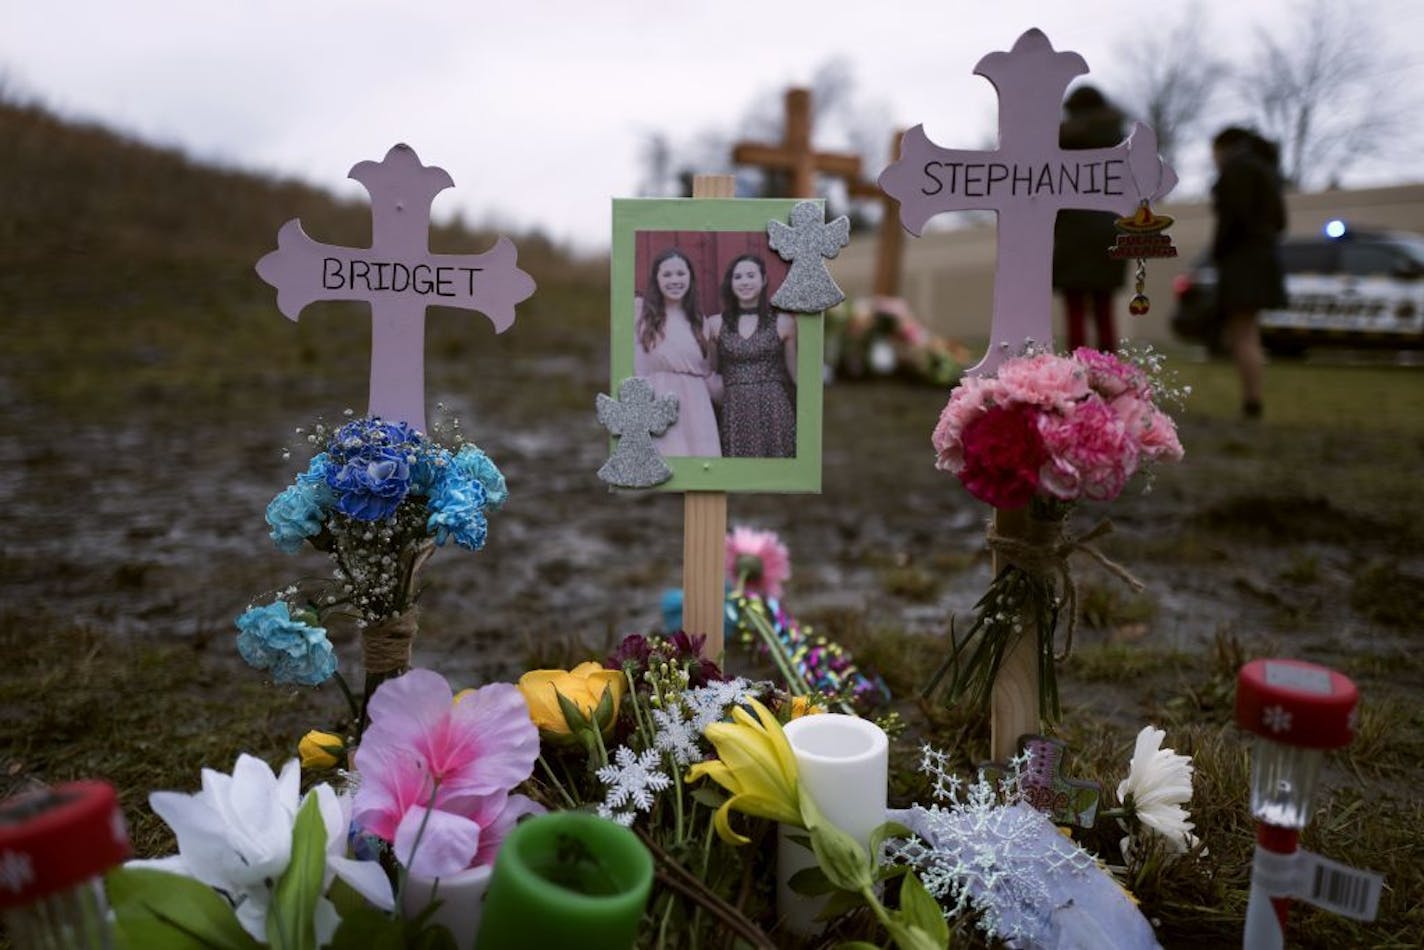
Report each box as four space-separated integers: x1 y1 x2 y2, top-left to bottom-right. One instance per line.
596 746 672 824
651 703 703 766
0 851 34 894
885 745 1100 946
1262 704 1293 734
684 677 762 733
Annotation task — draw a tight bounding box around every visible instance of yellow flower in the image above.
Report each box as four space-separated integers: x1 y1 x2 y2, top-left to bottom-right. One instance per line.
686 698 804 845
516 662 626 740
789 696 826 719
298 730 345 770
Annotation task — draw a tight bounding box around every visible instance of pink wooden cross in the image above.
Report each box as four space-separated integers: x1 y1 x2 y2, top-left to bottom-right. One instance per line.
879 29 1176 375
256 144 536 432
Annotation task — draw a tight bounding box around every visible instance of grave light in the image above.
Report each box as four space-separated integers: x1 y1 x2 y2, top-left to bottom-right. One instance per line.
1236 658 1358 949
0 781 129 948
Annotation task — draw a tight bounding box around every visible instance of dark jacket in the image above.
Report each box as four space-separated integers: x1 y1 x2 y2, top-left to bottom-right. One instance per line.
1211 146 1288 313
1052 105 1129 293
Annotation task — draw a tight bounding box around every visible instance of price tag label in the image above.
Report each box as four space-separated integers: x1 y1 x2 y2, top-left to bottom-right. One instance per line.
1296 851 1383 922
1253 847 1383 921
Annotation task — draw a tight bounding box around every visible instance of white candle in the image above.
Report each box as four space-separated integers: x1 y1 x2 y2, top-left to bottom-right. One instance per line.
777 713 889 935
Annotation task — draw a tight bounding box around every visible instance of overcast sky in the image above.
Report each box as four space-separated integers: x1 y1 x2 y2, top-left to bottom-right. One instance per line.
5 1 1421 251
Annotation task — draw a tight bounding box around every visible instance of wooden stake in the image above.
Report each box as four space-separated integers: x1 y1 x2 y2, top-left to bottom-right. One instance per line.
990 506 1039 760
683 174 735 660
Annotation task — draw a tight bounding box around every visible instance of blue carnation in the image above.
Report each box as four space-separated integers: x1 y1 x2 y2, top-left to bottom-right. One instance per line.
296 453 338 505
235 601 337 686
450 444 508 511
265 484 327 554
426 468 489 550
408 447 444 497
326 445 411 520
323 419 423 520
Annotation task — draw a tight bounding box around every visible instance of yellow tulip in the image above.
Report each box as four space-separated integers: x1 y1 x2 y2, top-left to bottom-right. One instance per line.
516 662 627 739
298 730 345 770
686 698 804 845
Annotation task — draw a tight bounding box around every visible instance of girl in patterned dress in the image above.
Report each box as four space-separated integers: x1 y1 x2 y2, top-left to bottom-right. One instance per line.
706 254 797 458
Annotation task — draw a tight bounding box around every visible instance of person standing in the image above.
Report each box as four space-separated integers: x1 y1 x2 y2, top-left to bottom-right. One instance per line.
1052 85 1128 352
1210 127 1288 419
706 254 797 458
634 248 722 456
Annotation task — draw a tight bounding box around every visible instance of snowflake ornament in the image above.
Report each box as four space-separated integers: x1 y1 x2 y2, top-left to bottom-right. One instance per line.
597 746 672 818
886 744 1156 948
1262 704 1293 734
0 851 34 894
651 703 703 766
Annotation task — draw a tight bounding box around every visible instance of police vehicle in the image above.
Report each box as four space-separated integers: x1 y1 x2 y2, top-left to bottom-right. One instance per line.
1170 222 1424 355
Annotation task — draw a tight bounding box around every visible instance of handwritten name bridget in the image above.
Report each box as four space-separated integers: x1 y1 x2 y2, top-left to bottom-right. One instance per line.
322 257 484 296
920 159 1125 198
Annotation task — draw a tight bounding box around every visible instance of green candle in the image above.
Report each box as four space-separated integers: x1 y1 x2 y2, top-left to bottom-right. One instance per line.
476 812 652 950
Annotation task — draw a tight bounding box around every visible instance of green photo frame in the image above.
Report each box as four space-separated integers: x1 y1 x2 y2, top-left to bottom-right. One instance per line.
611 198 824 493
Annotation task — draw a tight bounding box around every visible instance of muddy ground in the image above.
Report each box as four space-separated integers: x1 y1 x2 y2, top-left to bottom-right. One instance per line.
3 295 1419 701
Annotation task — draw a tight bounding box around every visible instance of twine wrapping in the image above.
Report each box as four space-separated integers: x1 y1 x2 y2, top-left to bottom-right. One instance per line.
361 607 420 675
985 516 1145 662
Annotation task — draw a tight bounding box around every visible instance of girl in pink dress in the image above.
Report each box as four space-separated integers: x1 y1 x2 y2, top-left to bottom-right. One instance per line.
634 248 722 457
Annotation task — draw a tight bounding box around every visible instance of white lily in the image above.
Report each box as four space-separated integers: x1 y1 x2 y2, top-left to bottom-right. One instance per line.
1116 725 1199 855
129 754 393 942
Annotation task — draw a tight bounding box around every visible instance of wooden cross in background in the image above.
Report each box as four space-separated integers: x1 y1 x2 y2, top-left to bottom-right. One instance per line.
848 129 906 298
732 88 863 201
734 91 907 300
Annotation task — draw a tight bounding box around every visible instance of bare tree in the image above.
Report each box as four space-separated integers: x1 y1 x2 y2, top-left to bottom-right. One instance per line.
1236 0 1412 188
1114 3 1227 172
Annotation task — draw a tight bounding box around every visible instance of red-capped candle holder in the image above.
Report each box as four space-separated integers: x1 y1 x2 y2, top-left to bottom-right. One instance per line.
1235 658 1358 949
0 781 130 948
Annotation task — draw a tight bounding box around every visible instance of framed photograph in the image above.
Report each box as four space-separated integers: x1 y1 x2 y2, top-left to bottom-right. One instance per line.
611 198 824 492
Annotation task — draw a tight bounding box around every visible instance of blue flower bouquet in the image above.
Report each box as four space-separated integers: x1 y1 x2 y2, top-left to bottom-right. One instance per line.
237 415 506 727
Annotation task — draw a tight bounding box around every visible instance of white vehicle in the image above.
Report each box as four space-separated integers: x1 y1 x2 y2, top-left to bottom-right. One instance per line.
1172 223 1424 355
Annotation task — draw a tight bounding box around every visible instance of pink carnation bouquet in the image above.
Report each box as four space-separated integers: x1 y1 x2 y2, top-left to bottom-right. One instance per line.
931 348 1183 511
926 347 1185 721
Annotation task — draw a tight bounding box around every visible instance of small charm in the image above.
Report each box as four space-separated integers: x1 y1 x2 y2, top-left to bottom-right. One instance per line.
767 200 850 313
1109 200 1178 316
596 377 679 488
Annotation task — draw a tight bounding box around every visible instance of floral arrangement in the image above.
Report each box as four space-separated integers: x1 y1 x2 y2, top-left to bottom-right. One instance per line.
925 346 1187 719
931 347 1184 510
109 666 543 947
508 623 1200 947
236 413 506 731
826 295 972 386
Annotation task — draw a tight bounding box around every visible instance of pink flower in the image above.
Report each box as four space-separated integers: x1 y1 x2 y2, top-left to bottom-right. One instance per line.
932 375 1002 473
957 403 1047 509
1073 348 1149 399
995 353 1091 410
1037 397 1137 502
726 526 791 597
1113 394 1185 464
352 670 542 877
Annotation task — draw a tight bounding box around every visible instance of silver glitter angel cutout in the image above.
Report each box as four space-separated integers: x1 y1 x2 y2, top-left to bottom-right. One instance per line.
597 377 679 488
768 200 849 313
